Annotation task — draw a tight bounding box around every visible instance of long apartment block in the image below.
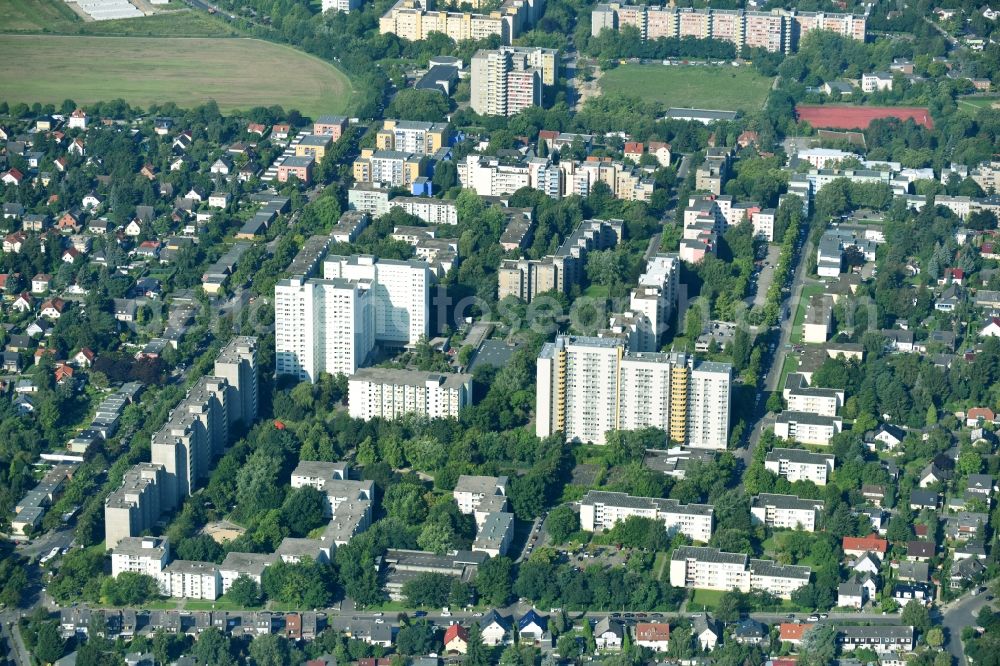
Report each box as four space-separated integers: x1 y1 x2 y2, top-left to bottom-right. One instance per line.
669 546 811 598
380 0 546 44
104 338 258 549
579 490 714 542
498 218 623 303
536 336 732 449
591 4 865 53
750 493 825 532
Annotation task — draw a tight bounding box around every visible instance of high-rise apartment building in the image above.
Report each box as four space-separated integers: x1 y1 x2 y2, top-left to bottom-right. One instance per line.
471 47 556 116
105 340 259 548
497 218 623 303
348 368 474 421
535 336 732 448
275 256 431 383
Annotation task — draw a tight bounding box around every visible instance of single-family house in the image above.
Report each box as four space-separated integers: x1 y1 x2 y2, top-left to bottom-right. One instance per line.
443 625 469 654
40 298 66 319
517 610 548 645
842 535 888 558
635 622 671 651
906 541 935 561
693 614 719 651
594 617 625 650
909 489 940 511
479 610 512 647
732 618 766 645
837 582 865 609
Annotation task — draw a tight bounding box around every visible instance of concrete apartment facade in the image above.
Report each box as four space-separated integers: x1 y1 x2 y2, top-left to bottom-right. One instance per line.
347 368 474 421
579 490 714 542
536 336 732 448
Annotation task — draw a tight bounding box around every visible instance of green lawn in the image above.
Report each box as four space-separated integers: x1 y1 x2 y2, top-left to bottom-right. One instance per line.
957 96 1000 115
600 65 773 111
689 588 727 610
0 35 355 116
778 354 799 392
653 551 668 581
790 284 825 343
0 0 236 36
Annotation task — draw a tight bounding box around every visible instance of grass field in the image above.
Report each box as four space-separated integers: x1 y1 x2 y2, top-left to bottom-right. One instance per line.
600 65 773 111
0 0 236 36
790 283 825 343
0 35 354 116
689 588 727 609
958 96 1000 114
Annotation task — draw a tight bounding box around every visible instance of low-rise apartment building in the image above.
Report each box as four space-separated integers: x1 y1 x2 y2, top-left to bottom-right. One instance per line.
669 546 811 598
159 560 222 600
783 373 843 417
111 537 170 582
348 368 474 421
774 411 843 446
750 493 824 532
764 447 836 485
453 475 510 514
579 490 714 542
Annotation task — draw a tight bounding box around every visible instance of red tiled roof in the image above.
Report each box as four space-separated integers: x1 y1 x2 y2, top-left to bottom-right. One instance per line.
779 623 813 640
444 624 468 644
635 622 670 641
843 535 888 553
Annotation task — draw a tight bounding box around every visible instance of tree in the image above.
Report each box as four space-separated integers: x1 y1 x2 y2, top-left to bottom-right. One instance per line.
901 599 931 632
715 591 744 622
383 483 429 525
926 627 945 648
35 621 66 664
227 575 263 607
396 619 439 655
418 522 456 555
101 572 160 605
546 505 580 543
402 572 453 608
465 623 491 666
800 624 836 666
192 628 237 666
279 486 327 537
476 556 514 606
249 634 291 666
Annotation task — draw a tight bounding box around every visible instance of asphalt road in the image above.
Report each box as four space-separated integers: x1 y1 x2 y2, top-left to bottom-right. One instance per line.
941 590 993 664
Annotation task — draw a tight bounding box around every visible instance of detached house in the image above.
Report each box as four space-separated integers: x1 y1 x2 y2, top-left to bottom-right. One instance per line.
594 617 625 650
443 625 468 654
842 535 888 558
40 298 66 319
635 622 670 651
479 610 512 647
2 168 24 186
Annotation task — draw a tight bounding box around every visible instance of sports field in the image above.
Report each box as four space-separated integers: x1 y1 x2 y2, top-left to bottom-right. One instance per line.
0 35 355 116
599 64 773 111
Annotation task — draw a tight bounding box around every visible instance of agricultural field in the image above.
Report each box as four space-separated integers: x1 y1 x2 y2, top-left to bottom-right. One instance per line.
599 64 773 111
0 35 355 116
0 0 235 36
